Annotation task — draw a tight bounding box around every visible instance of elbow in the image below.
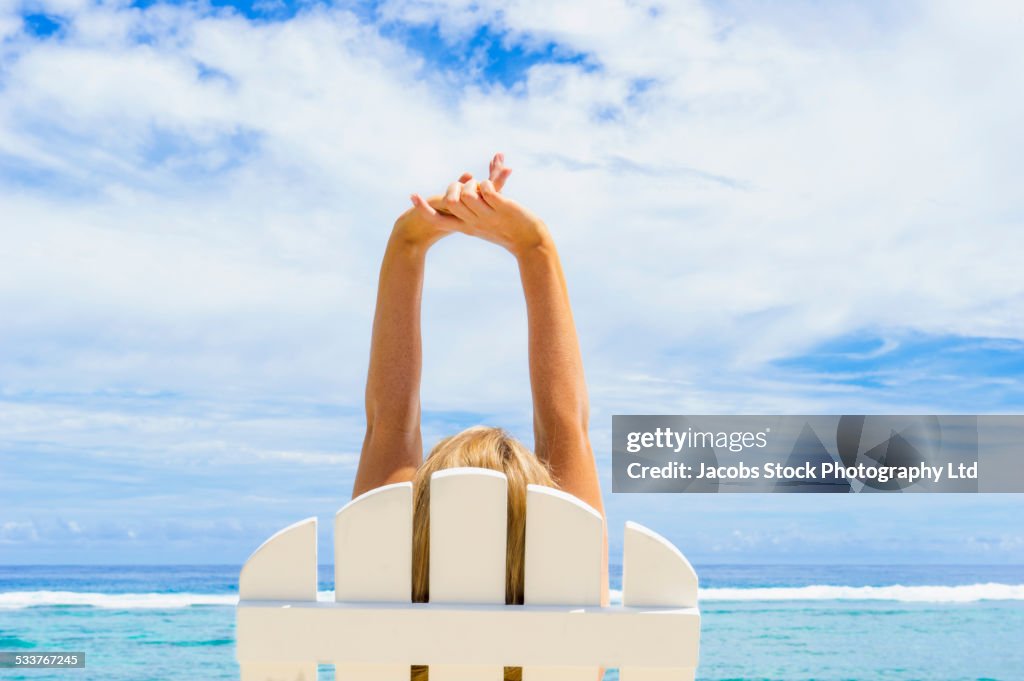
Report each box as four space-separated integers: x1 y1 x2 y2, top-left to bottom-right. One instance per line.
365 412 421 444
536 396 589 431
364 405 419 444
365 395 420 440
534 409 591 446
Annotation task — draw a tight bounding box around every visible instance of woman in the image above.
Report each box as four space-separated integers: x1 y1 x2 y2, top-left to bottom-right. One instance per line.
351 154 609 678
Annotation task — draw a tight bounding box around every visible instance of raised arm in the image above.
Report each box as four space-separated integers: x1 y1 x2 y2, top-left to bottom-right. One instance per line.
442 172 608 604
517 240 601 508
352 163 510 499
351 205 444 498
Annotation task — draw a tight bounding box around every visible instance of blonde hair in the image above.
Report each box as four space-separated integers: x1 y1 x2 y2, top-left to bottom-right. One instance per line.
410 425 556 681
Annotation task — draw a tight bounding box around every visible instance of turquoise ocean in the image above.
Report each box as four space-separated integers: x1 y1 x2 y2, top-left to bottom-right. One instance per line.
1 564 1022 680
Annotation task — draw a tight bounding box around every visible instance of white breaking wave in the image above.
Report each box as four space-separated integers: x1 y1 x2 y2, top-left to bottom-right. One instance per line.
1 584 1023 609
0 591 238 609
700 583 1024 603
607 584 1024 605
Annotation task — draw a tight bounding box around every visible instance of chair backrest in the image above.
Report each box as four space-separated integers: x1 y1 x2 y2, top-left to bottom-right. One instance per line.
236 467 700 681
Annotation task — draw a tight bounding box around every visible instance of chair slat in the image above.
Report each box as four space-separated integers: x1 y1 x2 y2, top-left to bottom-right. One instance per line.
334 483 413 681
239 516 318 601
428 468 507 681
621 521 699 681
621 522 697 608
239 517 318 681
522 485 603 681
335 482 413 602
523 484 603 605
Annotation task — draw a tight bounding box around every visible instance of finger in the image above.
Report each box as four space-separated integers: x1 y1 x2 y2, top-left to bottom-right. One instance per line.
478 179 507 209
489 154 505 186
411 194 450 221
443 182 476 223
411 194 461 230
461 179 489 217
489 153 505 179
493 167 512 192
458 172 473 183
426 193 452 215
444 181 462 205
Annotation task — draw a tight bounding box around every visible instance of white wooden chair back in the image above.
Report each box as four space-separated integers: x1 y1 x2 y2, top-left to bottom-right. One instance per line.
236 467 700 681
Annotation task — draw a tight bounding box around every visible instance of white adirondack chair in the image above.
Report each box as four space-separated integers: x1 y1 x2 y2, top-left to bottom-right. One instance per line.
236 467 700 681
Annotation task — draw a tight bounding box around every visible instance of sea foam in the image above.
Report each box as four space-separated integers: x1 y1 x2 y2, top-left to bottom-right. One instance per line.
0 591 238 609
606 584 1024 605
2 583 1023 609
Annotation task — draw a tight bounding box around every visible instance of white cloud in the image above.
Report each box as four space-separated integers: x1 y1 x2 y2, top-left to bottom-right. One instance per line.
0 520 40 542
1 0 1023 467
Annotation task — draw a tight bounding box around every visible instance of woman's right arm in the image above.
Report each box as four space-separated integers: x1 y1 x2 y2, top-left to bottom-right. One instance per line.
517 237 601 514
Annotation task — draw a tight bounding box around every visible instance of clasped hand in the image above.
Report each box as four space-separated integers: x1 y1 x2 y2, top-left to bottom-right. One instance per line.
394 153 550 258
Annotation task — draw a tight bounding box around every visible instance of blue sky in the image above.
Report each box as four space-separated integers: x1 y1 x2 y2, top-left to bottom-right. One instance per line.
1 0 1023 565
